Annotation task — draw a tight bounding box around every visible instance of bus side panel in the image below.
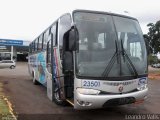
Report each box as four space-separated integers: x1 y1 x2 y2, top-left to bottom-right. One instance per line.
28 52 47 86
36 52 47 86
28 54 37 78
28 54 32 76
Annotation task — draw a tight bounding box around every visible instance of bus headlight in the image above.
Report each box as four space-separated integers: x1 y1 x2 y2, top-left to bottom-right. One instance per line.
137 78 147 91
77 88 100 95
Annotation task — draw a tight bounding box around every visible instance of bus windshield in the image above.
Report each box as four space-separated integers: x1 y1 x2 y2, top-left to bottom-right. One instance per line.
73 12 147 79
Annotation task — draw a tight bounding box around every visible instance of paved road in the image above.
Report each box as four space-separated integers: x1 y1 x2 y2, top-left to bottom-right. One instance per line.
0 62 160 120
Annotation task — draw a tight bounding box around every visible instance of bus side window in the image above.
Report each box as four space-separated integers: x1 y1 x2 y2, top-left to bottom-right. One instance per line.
38 35 43 51
35 39 38 51
43 29 50 50
42 33 44 49
31 44 33 53
59 14 72 59
32 41 35 52
51 23 57 46
37 38 39 51
47 40 51 73
29 44 31 53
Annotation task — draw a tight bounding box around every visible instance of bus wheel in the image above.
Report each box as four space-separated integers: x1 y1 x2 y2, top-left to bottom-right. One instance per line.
53 85 66 106
32 72 39 85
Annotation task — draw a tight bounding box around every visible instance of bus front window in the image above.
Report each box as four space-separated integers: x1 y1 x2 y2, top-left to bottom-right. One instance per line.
74 12 117 78
113 16 147 76
73 12 147 79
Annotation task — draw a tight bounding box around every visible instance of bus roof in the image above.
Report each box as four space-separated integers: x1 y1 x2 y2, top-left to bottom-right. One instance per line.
31 9 138 44
72 9 138 21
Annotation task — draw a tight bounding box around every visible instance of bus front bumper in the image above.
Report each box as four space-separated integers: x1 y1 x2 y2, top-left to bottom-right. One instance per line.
74 88 148 110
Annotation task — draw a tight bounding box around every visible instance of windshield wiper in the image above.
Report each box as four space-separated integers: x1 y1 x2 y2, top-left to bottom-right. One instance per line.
102 40 119 77
120 39 138 78
102 39 139 78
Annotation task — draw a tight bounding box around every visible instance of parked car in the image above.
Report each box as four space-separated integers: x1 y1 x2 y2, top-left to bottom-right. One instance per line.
151 63 160 68
0 60 16 69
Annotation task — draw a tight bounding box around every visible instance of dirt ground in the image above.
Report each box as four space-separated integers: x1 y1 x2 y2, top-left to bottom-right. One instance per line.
148 66 160 80
0 63 160 120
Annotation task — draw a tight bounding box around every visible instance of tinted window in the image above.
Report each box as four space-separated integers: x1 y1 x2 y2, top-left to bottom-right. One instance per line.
42 33 44 49
47 40 51 73
74 12 147 78
38 35 43 51
43 29 50 50
32 41 35 52
74 12 117 77
113 16 147 75
51 23 57 46
35 39 38 51
29 44 32 53
59 14 72 47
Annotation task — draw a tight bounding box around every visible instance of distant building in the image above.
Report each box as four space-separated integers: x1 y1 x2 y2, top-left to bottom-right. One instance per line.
0 39 30 61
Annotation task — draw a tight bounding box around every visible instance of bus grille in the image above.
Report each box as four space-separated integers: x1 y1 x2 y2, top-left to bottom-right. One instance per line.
102 97 135 107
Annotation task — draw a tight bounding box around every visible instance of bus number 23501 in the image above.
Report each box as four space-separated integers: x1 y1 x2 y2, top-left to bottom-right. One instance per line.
82 80 100 87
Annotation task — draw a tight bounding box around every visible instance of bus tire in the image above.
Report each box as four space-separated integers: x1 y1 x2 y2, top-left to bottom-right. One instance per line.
53 84 67 106
32 72 39 85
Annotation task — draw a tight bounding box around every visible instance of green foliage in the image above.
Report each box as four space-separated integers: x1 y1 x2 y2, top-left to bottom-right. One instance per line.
145 20 160 54
148 54 158 65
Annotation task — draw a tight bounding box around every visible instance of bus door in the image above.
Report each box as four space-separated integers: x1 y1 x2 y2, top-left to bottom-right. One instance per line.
46 38 53 101
59 14 73 99
47 22 65 102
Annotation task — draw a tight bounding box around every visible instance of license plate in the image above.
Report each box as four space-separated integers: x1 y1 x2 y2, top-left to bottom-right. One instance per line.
118 97 135 105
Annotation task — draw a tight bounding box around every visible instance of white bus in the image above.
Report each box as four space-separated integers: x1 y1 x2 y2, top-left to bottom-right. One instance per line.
28 10 148 110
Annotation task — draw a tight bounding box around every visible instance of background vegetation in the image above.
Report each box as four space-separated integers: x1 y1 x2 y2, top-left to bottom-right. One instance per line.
144 20 160 64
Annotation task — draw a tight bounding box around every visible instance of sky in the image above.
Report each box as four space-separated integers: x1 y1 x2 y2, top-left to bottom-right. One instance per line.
0 0 159 41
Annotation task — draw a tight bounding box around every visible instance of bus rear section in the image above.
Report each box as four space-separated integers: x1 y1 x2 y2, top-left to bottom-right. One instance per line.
28 10 148 110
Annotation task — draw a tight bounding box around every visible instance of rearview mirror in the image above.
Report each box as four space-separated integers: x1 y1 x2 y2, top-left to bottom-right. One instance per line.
69 29 76 51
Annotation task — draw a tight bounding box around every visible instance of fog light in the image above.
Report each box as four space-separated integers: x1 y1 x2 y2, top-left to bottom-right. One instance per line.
77 100 92 106
144 95 147 100
85 102 91 106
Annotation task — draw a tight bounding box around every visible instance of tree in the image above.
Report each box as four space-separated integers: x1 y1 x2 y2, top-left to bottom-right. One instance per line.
146 20 160 54
148 54 158 65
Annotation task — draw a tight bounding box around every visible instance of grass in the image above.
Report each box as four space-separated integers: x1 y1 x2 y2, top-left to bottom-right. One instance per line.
0 83 17 120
